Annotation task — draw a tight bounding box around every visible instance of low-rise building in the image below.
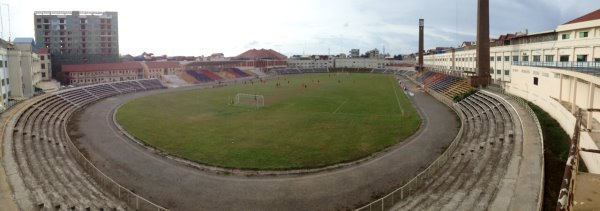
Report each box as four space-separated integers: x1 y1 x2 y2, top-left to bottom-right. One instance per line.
143 61 183 79
333 58 391 69
0 41 9 107
9 38 42 99
64 62 144 85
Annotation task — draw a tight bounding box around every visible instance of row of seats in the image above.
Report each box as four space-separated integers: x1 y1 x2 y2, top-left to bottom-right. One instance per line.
393 91 517 210
9 79 165 210
415 71 471 99
223 68 251 78
183 69 257 84
271 68 329 75
370 69 414 75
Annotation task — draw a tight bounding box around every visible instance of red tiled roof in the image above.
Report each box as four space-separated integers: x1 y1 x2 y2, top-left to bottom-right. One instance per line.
565 9 600 24
235 49 287 60
63 62 144 72
38 48 49 54
145 61 181 69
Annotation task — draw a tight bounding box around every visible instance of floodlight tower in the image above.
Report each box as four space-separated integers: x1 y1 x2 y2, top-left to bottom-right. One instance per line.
469 0 492 87
418 19 424 71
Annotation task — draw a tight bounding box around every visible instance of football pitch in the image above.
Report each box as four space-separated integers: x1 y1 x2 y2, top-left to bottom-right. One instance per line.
116 73 420 170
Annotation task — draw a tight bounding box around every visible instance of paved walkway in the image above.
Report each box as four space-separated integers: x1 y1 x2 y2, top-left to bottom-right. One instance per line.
71 80 459 211
574 172 600 210
0 112 19 211
484 90 544 211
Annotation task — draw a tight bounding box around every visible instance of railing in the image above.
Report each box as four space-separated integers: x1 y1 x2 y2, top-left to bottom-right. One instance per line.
356 75 465 210
557 109 582 211
53 81 169 210
486 85 545 210
513 61 600 72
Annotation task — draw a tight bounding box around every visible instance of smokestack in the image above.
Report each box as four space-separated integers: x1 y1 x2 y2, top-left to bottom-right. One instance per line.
469 0 491 87
418 19 424 71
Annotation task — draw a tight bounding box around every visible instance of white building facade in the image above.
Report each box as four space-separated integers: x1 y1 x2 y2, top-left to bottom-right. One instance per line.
8 39 42 99
422 10 600 173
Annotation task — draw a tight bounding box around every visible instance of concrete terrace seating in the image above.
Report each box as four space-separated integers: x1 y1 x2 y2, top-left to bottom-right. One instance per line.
392 91 517 210
230 68 251 77
272 68 329 75
186 70 214 83
8 79 165 210
414 71 471 99
201 70 224 81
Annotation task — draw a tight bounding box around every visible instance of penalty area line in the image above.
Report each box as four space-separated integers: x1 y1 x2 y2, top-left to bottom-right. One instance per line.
391 78 405 116
332 101 347 114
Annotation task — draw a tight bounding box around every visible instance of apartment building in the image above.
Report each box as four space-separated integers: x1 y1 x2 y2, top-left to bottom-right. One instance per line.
34 11 119 79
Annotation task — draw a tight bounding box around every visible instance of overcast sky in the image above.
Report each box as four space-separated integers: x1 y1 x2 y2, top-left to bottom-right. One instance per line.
0 0 598 57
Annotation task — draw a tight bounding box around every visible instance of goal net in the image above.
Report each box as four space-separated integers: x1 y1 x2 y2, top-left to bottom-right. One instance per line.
233 93 264 108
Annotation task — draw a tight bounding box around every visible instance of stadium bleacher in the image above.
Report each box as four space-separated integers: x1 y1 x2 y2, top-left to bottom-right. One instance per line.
7 79 165 210
415 71 471 99
393 91 517 210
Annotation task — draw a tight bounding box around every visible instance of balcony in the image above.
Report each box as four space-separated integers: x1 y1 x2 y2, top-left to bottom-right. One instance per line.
513 61 600 76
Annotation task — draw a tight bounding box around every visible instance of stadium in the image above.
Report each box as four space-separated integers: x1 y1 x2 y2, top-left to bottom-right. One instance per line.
1 2 600 211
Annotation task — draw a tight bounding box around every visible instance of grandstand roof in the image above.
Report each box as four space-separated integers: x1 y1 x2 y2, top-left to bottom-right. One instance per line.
565 9 600 24
63 62 144 72
145 61 181 69
234 49 287 60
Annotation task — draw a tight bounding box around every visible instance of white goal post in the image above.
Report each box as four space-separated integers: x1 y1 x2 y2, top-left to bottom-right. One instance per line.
233 93 265 108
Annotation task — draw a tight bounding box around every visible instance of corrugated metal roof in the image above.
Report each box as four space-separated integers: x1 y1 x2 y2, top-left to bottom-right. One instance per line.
13 38 35 44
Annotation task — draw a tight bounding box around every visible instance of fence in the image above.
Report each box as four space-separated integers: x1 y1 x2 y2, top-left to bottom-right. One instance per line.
356 75 465 211
53 90 170 210
513 61 600 74
485 85 545 210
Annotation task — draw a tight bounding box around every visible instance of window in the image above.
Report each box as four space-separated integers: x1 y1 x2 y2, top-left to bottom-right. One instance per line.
42 72 47 78
504 70 510 75
497 56 502 61
580 31 588 38
41 64 45 69
533 55 541 62
533 77 538 86
577 55 588 62
40 56 45 60
497 69 501 74
545 55 554 62
522 55 529 62
595 58 600 62
562 33 570 39
490 56 494 61
1 79 4 86
0 61 3 68
504 56 510 61
513 56 519 62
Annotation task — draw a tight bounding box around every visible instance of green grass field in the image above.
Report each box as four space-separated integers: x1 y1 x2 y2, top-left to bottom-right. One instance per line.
116 73 420 170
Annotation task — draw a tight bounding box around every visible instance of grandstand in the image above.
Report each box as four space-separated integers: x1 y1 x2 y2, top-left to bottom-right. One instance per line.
0 65 548 211
414 71 472 99
4 79 165 210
